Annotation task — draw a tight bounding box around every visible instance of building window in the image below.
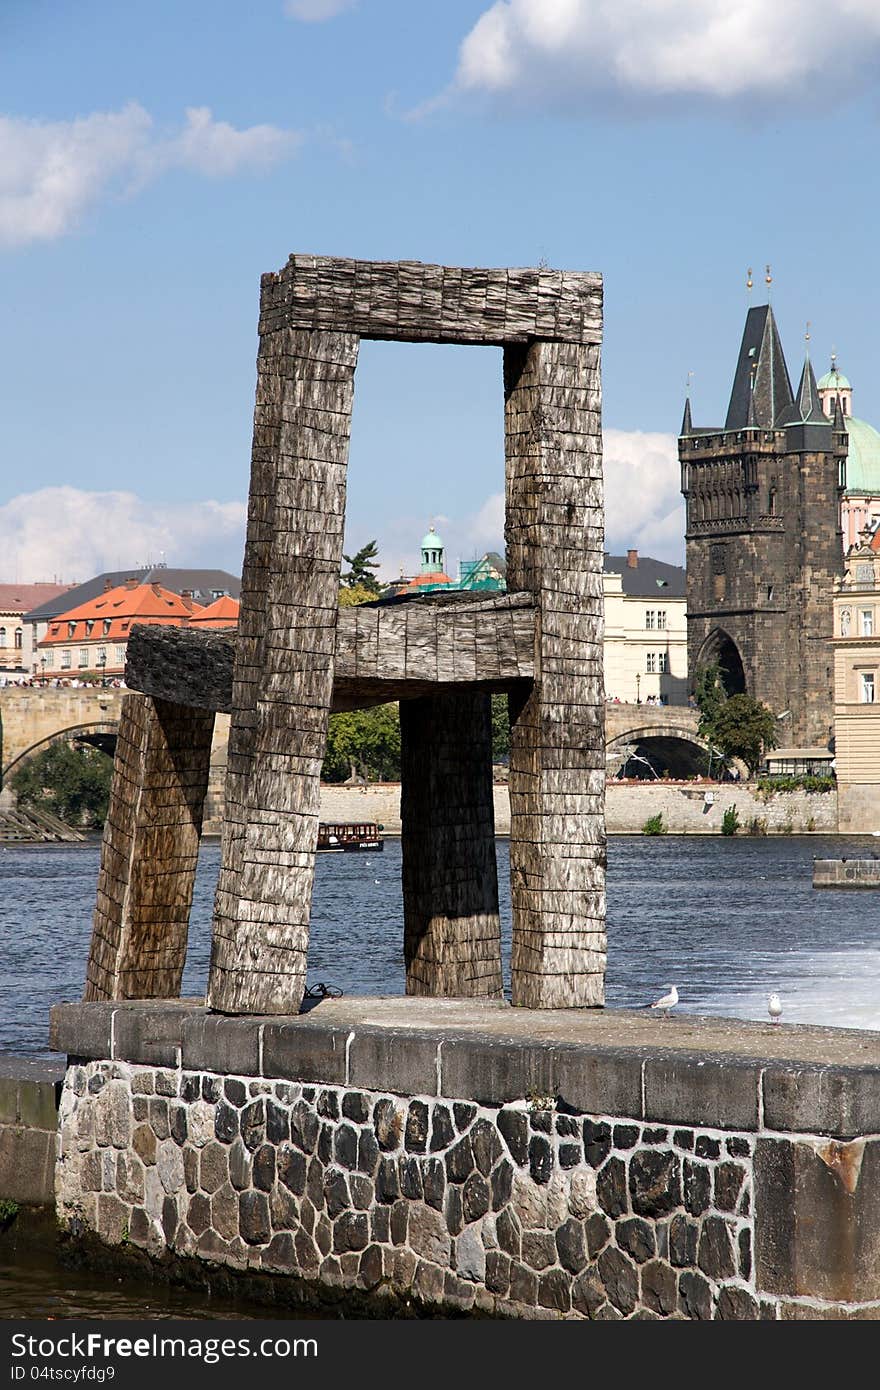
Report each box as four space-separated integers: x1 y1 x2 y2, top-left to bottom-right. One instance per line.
0 627 6 647
646 653 656 673
85 620 94 636
861 671 875 704
61 649 71 670
103 619 112 636
645 610 655 629
658 652 669 673
97 646 107 666
657 610 667 630
14 628 22 649
68 622 76 638
860 609 874 637
45 649 54 668
115 646 125 664
211 589 226 600
78 648 89 668
767 585 775 602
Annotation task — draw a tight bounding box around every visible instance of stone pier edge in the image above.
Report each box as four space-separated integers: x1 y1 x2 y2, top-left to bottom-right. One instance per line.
49 998 880 1142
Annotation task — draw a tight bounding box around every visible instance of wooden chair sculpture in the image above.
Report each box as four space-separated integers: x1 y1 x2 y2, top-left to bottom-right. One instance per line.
84 256 606 1013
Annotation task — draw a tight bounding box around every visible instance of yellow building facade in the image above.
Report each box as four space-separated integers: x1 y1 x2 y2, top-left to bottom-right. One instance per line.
602 551 688 706
832 532 880 830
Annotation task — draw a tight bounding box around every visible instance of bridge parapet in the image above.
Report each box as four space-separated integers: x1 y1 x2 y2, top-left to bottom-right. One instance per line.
605 703 700 744
0 686 126 777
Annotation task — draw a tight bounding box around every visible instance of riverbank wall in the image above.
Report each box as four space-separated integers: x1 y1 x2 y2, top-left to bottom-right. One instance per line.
242 782 839 838
47 996 880 1320
0 1055 63 1204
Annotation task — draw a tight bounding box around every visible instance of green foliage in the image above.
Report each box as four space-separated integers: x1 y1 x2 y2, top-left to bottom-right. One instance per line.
322 704 401 783
706 694 779 776
641 813 667 836
491 694 510 760
341 540 381 596
746 817 768 836
755 775 835 795
721 805 740 836
694 661 728 739
0 1199 19 1229
338 582 377 608
10 741 113 828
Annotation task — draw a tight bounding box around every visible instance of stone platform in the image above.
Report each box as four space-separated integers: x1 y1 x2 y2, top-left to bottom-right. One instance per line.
814 858 880 888
49 997 880 1319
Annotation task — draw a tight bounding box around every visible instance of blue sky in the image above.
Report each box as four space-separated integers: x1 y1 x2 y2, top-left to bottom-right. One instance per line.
1 0 879 584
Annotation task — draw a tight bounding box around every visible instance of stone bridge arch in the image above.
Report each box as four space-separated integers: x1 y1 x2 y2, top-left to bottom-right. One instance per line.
0 687 125 788
2 720 119 782
605 712 715 780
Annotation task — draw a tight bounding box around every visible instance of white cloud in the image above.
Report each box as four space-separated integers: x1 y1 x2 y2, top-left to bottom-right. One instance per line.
0 487 246 584
455 0 880 103
371 427 684 581
0 103 300 248
284 0 356 20
161 107 299 178
603 427 684 563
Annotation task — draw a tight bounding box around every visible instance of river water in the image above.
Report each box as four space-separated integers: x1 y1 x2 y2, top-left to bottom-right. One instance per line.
2 832 879 1316
2 832 880 1058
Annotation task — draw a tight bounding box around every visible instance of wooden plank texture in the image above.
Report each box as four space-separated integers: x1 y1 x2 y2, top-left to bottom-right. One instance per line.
504 339 606 1008
124 592 536 712
400 694 503 999
84 694 214 1001
259 256 602 347
207 326 359 1016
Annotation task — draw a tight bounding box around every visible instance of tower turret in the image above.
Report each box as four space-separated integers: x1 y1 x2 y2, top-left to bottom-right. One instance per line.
817 354 853 419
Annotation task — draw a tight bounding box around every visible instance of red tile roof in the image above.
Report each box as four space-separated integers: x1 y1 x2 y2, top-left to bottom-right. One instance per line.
38 581 205 647
188 595 239 627
0 583 74 614
401 572 453 591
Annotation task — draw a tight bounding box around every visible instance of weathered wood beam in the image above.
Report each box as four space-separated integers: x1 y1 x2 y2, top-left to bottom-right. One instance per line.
207 327 358 1016
259 256 602 348
124 592 536 713
84 694 214 1001
504 339 606 1009
400 694 503 999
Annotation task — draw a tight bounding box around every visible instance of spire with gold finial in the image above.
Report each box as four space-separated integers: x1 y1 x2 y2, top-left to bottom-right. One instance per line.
746 266 753 296
681 371 693 436
765 263 772 298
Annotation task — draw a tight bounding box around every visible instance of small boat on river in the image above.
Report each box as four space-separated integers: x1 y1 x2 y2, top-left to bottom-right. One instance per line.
317 821 384 853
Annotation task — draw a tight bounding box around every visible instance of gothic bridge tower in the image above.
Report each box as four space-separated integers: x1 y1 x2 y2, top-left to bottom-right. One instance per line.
680 304 847 748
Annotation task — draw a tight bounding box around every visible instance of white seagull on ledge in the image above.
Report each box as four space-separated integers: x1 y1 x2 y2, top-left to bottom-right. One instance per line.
768 992 782 1024
647 985 678 1017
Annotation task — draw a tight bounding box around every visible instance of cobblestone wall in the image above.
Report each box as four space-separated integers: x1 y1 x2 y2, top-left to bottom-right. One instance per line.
57 1061 770 1319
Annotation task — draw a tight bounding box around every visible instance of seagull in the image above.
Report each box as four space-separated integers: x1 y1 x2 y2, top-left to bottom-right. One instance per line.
647 985 678 1017
768 992 782 1024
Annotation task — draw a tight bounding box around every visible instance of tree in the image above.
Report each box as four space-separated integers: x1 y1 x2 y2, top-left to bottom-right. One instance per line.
491 694 510 760
11 741 113 827
341 540 381 596
322 704 401 783
338 582 378 608
708 694 779 776
694 661 727 740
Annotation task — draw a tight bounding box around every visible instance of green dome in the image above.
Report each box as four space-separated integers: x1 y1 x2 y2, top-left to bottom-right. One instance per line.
817 367 852 391
421 527 443 551
843 416 880 494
